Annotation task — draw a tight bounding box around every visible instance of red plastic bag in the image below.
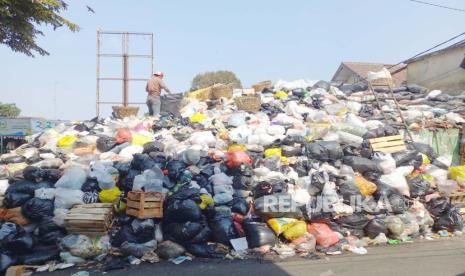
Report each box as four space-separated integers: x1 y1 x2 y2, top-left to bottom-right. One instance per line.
225 149 252 169
115 128 132 144
233 213 245 236
307 223 339 248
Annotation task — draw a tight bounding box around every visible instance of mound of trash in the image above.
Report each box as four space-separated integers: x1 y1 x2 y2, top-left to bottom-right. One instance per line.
1 79 465 273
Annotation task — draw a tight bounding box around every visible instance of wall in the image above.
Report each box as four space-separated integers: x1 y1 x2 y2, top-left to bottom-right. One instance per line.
407 47 465 95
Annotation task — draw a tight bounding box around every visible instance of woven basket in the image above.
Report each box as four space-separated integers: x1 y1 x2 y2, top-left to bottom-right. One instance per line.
112 106 139 118
235 95 261 113
193 87 213 101
212 84 233 99
252 80 272 92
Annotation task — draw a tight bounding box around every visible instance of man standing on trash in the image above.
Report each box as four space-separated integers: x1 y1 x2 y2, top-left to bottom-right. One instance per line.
145 71 172 116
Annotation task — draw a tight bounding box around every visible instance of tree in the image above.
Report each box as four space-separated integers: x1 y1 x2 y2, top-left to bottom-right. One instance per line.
0 0 79 57
0 103 21 117
191 70 242 91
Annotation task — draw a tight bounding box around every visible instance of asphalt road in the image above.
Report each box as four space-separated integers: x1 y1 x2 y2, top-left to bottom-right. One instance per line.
39 237 465 276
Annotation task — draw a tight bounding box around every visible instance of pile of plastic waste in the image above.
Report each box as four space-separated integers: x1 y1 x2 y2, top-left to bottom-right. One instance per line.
1 79 465 273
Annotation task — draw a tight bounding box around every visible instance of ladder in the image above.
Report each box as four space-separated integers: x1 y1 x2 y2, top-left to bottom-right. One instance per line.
367 77 414 142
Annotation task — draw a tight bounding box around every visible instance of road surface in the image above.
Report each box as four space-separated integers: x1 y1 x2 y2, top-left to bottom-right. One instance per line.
39 237 465 276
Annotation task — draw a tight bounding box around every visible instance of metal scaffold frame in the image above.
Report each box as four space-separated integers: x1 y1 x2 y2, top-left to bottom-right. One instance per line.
96 30 154 117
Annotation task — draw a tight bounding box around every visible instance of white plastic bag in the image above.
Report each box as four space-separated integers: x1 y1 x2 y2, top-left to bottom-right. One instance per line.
373 152 396 174
209 172 233 186
34 188 56 200
54 188 84 209
55 166 87 190
380 166 413 197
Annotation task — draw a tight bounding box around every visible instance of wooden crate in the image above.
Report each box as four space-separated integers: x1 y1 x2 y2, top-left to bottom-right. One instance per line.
449 192 465 205
369 135 406 153
64 203 113 236
126 191 164 219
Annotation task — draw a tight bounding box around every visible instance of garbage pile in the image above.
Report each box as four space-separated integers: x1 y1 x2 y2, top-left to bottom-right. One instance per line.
1 79 465 273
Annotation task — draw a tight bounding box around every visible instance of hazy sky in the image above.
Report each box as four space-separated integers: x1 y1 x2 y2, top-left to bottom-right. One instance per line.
1 0 465 120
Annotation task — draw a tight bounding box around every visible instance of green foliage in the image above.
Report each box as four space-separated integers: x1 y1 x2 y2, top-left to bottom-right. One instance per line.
0 103 21 117
191 70 242 91
0 0 79 57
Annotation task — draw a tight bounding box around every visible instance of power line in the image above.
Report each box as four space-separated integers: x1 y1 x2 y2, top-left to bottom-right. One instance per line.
388 32 465 70
408 0 465 13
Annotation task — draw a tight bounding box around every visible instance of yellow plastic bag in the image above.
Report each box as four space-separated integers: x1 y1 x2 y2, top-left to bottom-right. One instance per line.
449 166 465 184
306 123 331 141
267 218 297 235
57 135 77 148
264 148 282 158
132 134 153 146
190 112 207 123
282 221 307 241
99 187 121 203
199 194 214 209
420 153 430 166
228 144 247 152
354 175 377 196
274 91 288 98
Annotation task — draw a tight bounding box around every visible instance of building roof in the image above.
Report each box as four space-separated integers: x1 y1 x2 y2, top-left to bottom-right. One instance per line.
331 62 407 86
405 39 465 64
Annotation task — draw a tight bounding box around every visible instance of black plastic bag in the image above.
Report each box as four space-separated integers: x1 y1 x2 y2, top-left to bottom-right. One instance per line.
81 178 100 192
388 194 407 214
96 136 117 152
37 218 66 245
165 199 201 223
3 193 32 209
114 161 131 177
232 175 254 191
131 219 155 242
19 245 60 265
343 156 381 174
407 142 437 160
170 185 200 201
143 141 165 154
408 176 430 198
254 193 302 219
209 214 237 245
23 166 43 183
0 254 15 274
165 222 203 243
131 154 156 171
185 243 226 258
191 224 212 244
6 180 38 196
338 181 363 204
40 169 61 183
281 135 306 146
243 220 277 248
308 171 326 195
110 225 139 247
312 80 330 91
254 182 274 199
335 213 369 231
426 197 450 217
364 218 388 239
304 141 343 162
392 150 419 167
166 160 187 181
3 233 34 254
342 145 361 157
231 197 248 215
21 198 54 221
156 240 185 260
407 84 428 94
120 242 154 258
434 208 464 232
119 169 140 192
